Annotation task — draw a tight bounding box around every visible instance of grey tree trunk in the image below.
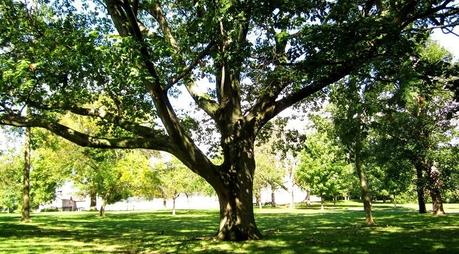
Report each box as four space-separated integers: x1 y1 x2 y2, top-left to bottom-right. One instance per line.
21 126 31 222
172 196 176 216
355 152 375 225
271 185 276 208
427 164 445 215
99 200 106 217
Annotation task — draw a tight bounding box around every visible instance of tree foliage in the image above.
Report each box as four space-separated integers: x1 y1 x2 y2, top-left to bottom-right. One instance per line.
296 117 354 206
1 0 457 240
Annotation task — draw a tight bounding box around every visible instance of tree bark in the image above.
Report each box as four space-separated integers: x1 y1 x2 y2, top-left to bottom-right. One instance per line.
211 136 262 241
271 185 276 208
21 126 31 222
172 196 176 216
355 153 375 225
414 164 427 213
255 192 262 209
426 164 445 215
99 200 106 217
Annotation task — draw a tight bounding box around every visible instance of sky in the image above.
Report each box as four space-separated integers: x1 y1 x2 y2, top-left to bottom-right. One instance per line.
432 28 459 61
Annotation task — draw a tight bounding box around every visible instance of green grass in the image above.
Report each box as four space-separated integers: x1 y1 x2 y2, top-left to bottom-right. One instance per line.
1 202 458 253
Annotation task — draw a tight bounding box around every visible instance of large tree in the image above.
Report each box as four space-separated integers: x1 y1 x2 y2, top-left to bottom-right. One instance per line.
1 0 457 240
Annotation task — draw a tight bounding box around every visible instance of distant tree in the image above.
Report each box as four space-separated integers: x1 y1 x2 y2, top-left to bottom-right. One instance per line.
0 153 22 212
373 43 458 215
152 156 212 215
330 77 378 225
254 143 285 208
296 117 353 209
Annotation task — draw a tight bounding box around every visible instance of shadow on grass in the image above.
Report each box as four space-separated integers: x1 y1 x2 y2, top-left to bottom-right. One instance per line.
0 208 458 253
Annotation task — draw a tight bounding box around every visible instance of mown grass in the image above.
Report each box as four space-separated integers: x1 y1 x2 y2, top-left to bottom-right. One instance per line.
1 202 458 253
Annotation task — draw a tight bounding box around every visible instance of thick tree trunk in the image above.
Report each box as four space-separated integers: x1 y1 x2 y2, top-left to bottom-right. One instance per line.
212 136 262 241
426 164 445 215
21 127 31 222
215 185 261 241
415 164 427 213
355 154 375 225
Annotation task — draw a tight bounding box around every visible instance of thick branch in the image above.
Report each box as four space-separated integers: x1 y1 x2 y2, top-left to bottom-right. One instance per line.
28 102 162 139
0 113 173 151
251 64 355 130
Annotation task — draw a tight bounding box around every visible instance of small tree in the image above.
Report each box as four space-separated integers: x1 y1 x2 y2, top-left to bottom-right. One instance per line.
296 118 353 210
152 156 210 215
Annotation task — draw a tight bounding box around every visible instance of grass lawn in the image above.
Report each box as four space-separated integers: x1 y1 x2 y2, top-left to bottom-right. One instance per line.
1 202 458 253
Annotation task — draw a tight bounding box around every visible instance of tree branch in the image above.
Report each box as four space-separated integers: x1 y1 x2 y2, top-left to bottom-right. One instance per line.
28 102 162 139
0 113 173 151
147 1 219 118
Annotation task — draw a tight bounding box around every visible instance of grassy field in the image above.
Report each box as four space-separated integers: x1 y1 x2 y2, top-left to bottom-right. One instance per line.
1 202 458 253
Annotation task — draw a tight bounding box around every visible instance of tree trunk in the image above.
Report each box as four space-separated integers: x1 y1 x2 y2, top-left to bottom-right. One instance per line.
215 186 261 241
288 167 295 209
320 196 324 210
255 192 262 209
90 191 97 210
426 164 445 215
21 126 31 222
415 163 427 213
99 200 106 217
212 137 262 241
355 153 375 225
305 190 311 206
172 196 176 216
271 185 276 208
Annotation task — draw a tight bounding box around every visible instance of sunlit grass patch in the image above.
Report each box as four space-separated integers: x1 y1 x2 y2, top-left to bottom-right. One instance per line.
0 204 458 253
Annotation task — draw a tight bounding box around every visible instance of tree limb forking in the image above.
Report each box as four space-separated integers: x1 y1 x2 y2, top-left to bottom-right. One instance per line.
147 0 219 118
0 113 173 151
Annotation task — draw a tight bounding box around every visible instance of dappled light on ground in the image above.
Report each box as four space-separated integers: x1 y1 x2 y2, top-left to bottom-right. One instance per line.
0 203 458 253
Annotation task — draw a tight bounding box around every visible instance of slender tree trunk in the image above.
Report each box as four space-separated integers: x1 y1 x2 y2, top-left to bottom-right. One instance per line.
305 190 311 206
172 196 176 216
99 200 106 217
414 163 427 213
426 164 445 215
21 127 31 222
271 185 276 208
288 167 295 209
255 192 262 209
320 196 324 210
355 153 375 225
